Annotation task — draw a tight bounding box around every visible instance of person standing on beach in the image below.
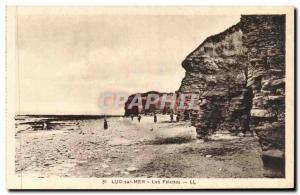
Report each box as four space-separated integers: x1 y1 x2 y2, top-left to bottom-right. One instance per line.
154 113 157 123
130 115 134 120
170 113 174 122
176 114 180 122
138 115 141 123
104 118 108 129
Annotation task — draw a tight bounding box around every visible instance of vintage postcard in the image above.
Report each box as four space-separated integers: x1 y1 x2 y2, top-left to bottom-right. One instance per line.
6 6 294 189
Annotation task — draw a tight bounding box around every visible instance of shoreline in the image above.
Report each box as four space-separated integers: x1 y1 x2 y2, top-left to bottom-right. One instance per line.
15 115 266 178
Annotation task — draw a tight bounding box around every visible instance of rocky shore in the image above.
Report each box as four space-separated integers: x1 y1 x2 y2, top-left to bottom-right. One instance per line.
15 115 265 178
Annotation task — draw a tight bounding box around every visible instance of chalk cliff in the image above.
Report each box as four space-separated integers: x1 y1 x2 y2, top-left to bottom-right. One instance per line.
124 91 175 116
178 23 249 137
177 15 286 177
242 15 285 177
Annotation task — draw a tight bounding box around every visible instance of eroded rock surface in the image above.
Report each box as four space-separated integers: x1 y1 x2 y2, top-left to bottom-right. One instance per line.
124 91 175 116
242 15 285 177
178 15 286 177
178 23 250 139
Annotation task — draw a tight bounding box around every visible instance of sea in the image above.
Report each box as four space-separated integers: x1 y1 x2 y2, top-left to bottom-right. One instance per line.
15 115 123 135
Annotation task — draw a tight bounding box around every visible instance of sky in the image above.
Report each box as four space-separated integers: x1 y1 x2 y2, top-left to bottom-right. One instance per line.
17 9 240 115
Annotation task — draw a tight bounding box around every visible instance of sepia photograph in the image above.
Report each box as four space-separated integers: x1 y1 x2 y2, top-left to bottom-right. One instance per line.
6 6 294 189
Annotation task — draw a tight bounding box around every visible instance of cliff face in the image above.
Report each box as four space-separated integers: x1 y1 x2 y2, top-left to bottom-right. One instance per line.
178 23 249 137
124 91 175 116
178 15 285 177
242 15 286 177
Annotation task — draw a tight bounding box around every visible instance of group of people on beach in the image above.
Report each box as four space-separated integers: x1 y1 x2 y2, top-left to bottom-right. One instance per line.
103 113 180 129
129 113 179 124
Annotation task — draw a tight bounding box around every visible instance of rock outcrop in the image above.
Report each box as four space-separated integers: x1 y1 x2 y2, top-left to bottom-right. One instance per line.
242 15 286 177
124 91 175 116
178 15 286 177
178 23 249 138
